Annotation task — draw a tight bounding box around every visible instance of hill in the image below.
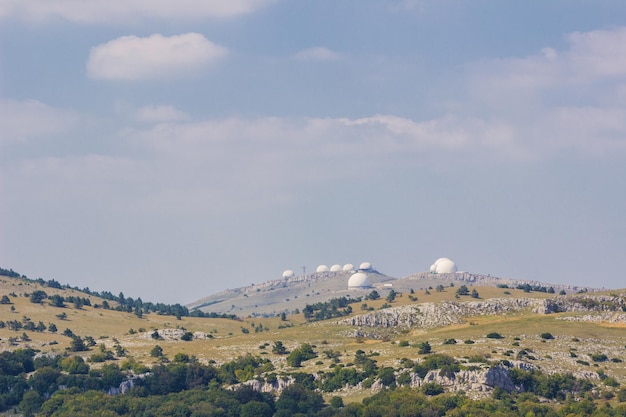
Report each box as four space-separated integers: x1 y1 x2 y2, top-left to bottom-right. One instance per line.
1 267 625 415
186 268 597 317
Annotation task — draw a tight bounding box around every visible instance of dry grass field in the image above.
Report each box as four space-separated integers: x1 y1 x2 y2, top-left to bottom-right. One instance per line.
2 274 625 404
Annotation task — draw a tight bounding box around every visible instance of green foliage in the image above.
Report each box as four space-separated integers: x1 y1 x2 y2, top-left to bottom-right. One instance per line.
487 332 504 339
365 290 380 300
302 297 357 321
416 341 432 354
49 294 65 307
0 294 11 304
61 356 89 374
67 337 88 352
272 340 288 354
150 345 164 357
509 368 593 400
591 353 609 362
287 343 317 367
180 331 193 341
456 285 470 296
275 383 324 416
29 290 47 303
540 332 554 340
421 382 445 395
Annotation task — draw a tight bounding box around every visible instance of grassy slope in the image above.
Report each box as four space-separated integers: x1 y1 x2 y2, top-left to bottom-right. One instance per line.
2 275 625 402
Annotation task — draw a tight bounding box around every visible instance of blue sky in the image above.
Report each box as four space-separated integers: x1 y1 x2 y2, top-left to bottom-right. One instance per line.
1 0 625 303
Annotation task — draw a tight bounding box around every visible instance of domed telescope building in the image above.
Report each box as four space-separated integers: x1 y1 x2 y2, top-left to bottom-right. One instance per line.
348 272 372 288
429 257 458 274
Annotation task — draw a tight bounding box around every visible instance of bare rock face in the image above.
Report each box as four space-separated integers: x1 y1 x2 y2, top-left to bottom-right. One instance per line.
340 294 626 330
339 298 543 329
534 295 626 315
405 366 515 394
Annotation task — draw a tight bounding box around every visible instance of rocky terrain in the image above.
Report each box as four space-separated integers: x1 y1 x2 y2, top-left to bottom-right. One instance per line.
339 294 626 332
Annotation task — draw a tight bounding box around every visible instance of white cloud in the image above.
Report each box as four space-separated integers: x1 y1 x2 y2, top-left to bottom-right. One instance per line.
294 47 341 61
0 0 275 23
86 33 228 81
133 105 190 123
0 99 79 143
463 27 626 156
469 26 626 99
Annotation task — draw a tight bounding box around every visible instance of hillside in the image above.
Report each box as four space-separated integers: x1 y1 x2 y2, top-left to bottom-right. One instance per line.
1 268 626 415
186 268 597 317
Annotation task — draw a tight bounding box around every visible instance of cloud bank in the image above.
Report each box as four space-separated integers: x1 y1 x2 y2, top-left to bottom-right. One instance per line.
0 0 275 23
87 33 228 81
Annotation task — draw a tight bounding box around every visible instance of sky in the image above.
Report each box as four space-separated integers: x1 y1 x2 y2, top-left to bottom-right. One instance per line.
1 0 626 304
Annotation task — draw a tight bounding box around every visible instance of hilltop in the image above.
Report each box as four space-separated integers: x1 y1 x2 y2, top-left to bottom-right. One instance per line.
186 267 597 317
1 266 625 416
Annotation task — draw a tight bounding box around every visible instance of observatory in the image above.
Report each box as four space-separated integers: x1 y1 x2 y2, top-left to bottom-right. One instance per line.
342 264 354 272
282 269 295 279
348 272 372 288
330 264 342 272
429 257 458 274
316 264 330 273
359 262 372 271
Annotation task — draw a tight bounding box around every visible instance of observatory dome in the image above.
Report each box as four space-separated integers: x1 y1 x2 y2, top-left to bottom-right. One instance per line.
330 264 342 272
316 264 329 273
348 272 372 288
282 269 295 279
342 264 354 272
430 257 458 274
359 262 372 271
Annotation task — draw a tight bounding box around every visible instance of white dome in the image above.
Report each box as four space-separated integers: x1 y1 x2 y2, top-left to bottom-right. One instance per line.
359 262 372 270
282 269 295 279
316 264 329 273
430 257 458 274
348 272 372 288
342 263 354 272
330 264 342 272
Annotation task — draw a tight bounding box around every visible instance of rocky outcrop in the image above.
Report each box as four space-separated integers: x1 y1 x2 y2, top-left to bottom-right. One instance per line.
339 298 544 329
140 329 214 340
534 295 626 314
339 294 626 330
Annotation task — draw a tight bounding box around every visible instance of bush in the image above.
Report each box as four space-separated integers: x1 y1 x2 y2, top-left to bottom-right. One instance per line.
287 343 317 367
421 382 444 395
416 341 431 354
486 332 504 339
540 333 554 340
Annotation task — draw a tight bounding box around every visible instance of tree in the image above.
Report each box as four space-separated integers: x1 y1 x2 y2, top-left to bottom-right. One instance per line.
19 388 44 416
241 401 273 417
150 345 164 357
456 285 470 296
272 341 288 355
49 294 65 307
0 294 10 304
366 290 380 300
29 290 47 304
386 290 397 303
67 337 88 352
471 288 479 298
287 344 317 367
48 323 57 333
417 341 432 354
